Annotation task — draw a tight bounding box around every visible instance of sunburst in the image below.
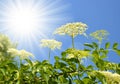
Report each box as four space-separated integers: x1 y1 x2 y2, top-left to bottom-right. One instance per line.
0 0 69 59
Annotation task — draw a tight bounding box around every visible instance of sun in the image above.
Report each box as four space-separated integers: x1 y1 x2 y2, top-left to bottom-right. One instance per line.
4 0 43 38
0 0 68 39
8 7 39 36
0 0 69 59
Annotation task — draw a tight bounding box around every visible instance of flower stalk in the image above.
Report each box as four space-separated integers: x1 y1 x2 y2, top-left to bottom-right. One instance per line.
54 22 88 48
48 48 51 62
72 36 74 48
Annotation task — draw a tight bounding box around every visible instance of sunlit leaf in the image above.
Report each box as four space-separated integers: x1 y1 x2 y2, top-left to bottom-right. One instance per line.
105 42 110 49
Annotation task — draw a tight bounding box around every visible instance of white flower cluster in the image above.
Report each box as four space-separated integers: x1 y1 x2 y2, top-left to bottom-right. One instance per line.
98 71 120 83
0 34 11 50
7 48 34 60
90 30 109 42
40 39 62 50
54 22 88 38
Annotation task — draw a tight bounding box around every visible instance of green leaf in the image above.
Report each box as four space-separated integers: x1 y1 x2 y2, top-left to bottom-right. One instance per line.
84 48 91 51
100 55 107 59
92 42 98 49
82 77 93 84
42 60 49 65
54 56 60 61
105 42 110 49
48 78 58 84
84 43 94 48
61 51 67 58
59 76 68 83
115 49 120 56
92 50 99 58
68 78 72 84
73 79 83 84
87 65 93 70
113 43 118 49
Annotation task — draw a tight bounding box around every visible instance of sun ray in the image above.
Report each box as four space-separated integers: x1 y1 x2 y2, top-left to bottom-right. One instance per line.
0 0 70 60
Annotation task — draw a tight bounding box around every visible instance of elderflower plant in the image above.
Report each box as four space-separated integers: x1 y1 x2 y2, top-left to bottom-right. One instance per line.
0 34 13 50
66 48 90 59
7 48 34 60
40 39 62 50
90 30 109 42
98 71 120 83
54 22 88 38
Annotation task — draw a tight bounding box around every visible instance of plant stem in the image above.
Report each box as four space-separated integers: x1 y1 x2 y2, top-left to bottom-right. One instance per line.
19 58 22 83
72 36 74 48
77 57 81 80
48 49 51 62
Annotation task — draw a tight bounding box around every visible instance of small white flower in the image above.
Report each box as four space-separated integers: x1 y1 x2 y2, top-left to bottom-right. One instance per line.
19 50 34 60
7 48 19 56
90 30 109 42
40 39 62 50
54 22 88 38
98 71 120 83
7 48 34 60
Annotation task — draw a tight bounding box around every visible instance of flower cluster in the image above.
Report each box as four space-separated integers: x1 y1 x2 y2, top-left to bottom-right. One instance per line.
0 34 12 50
98 71 120 83
7 48 34 60
40 39 62 50
66 48 90 59
90 30 109 42
54 22 88 38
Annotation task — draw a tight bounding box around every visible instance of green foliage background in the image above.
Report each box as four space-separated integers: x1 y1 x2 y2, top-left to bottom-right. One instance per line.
0 24 120 84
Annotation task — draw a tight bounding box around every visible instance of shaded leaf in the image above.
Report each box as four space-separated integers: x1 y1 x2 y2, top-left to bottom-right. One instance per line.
84 43 94 48
113 43 118 49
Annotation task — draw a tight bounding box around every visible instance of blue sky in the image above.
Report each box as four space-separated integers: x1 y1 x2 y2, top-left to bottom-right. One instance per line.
0 0 120 63
68 0 120 63
67 0 120 63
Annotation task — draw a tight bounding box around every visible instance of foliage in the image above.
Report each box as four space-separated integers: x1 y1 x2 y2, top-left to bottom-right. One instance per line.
0 23 120 84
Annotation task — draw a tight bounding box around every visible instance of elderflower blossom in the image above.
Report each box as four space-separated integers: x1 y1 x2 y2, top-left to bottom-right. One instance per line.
66 48 90 59
0 34 12 49
19 50 34 59
98 71 120 83
7 48 34 60
90 30 109 42
40 39 62 50
54 22 88 38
